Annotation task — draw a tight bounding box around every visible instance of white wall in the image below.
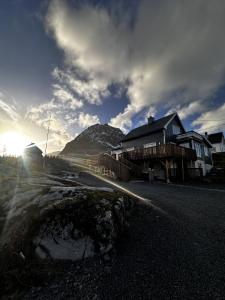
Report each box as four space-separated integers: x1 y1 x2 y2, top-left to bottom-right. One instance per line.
212 142 225 153
205 164 213 173
194 160 212 176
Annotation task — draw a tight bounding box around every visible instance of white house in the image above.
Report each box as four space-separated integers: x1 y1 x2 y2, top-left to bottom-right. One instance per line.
23 143 43 167
207 132 225 153
111 113 213 180
176 131 213 175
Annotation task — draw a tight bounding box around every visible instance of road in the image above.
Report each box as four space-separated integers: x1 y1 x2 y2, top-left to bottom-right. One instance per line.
25 169 225 299
76 171 225 299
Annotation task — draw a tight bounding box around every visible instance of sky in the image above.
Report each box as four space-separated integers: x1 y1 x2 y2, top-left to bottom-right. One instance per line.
1 0 225 154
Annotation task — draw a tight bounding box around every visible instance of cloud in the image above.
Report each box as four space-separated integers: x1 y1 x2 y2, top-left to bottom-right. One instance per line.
0 94 19 122
109 105 157 132
46 0 225 129
26 96 100 150
136 106 157 127
52 84 83 109
52 67 109 105
167 100 204 120
0 91 68 152
109 104 139 133
0 92 21 138
76 112 100 128
46 1 130 82
67 111 99 128
192 103 225 133
26 99 74 149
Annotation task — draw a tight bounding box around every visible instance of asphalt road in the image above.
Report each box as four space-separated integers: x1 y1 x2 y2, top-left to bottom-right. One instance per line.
25 170 225 299
76 172 225 299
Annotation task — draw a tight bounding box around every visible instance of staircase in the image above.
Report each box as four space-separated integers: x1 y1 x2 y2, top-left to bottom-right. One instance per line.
98 153 131 181
118 157 143 178
70 153 142 181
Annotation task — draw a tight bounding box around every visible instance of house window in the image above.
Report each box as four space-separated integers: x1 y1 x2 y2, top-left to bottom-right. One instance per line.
144 142 156 149
194 142 202 157
180 142 190 148
126 147 134 152
204 146 209 156
172 125 181 135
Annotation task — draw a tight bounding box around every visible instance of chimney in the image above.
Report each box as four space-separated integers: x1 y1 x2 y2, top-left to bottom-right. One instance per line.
205 132 208 137
148 116 155 124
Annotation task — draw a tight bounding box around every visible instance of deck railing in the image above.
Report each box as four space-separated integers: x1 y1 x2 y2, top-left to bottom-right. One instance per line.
121 144 197 161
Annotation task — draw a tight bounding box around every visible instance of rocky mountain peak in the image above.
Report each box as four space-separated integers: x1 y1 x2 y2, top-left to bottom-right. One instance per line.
60 124 124 156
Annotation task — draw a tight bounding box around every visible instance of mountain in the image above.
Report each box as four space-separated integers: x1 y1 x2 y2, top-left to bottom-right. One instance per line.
60 124 124 156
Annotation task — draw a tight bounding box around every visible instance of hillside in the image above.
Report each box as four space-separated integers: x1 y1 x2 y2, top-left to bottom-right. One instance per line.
60 124 124 156
47 151 60 156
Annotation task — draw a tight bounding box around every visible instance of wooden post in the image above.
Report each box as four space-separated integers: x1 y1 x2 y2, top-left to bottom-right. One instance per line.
165 159 170 183
181 149 185 182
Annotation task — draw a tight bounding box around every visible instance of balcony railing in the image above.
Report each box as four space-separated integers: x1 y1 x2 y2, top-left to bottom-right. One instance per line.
121 144 197 161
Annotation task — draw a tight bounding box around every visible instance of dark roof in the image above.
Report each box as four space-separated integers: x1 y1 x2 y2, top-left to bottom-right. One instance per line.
208 132 224 144
177 130 205 139
177 131 212 147
122 113 177 142
24 143 43 154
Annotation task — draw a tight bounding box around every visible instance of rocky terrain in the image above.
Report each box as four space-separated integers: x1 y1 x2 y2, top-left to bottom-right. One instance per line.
0 160 133 298
60 124 124 156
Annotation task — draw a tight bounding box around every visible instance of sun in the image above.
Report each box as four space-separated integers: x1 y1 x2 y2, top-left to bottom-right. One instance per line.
0 131 29 156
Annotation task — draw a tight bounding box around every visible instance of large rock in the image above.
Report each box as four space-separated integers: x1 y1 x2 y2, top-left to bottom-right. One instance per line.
1 187 133 263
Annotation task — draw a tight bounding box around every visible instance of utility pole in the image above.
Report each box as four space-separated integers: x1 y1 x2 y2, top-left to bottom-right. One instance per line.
2 145 6 157
43 114 51 169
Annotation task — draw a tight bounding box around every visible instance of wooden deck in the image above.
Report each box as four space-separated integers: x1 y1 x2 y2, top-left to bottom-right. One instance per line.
121 144 197 161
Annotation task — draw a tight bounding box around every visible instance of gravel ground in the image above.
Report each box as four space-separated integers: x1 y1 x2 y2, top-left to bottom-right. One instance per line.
20 169 225 300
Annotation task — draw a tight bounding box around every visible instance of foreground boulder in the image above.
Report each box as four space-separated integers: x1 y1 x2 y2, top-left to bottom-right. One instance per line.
0 186 133 296
1 186 133 264
32 188 133 261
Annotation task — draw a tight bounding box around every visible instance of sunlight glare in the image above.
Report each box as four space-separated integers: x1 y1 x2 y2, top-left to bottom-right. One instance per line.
0 131 29 156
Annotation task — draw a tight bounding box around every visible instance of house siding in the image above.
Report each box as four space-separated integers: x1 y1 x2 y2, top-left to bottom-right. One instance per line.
165 117 185 143
178 141 192 148
211 140 225 153
121 130 164 150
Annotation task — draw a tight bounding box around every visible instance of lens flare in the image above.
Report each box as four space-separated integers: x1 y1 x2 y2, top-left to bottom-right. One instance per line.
0 131 29 156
